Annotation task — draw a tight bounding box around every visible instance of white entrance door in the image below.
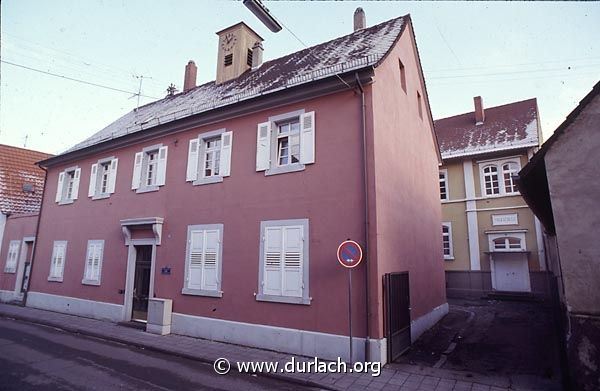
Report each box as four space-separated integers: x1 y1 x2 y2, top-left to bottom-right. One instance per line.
492 253 531 292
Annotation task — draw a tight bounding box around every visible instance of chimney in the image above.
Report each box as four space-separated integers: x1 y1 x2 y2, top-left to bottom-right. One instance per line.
251 41 263 69
183 60 197 93
354 7 366 31
474 96 485 125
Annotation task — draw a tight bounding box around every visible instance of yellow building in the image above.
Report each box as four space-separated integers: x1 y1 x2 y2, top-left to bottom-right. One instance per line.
435 97 547 296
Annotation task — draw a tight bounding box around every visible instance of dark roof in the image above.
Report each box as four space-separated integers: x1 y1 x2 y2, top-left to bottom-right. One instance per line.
0 144 52 215
65 16 408 154
434 98 540 159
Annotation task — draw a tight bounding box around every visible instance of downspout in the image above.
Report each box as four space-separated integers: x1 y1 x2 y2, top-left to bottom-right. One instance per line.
355 72 371 361
22 165 47 306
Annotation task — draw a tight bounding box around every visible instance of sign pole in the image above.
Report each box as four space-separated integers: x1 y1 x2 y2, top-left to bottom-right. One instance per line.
348 267 353 364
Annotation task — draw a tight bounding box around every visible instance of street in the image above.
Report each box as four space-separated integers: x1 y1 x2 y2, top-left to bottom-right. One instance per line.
0 318 318 391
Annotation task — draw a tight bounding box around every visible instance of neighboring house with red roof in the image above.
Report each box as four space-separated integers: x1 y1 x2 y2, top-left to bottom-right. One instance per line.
0 144 52 303
435 97 548 297
25 10 447 364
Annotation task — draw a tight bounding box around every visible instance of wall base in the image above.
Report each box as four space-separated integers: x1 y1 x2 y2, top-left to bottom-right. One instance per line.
0 289 16 303
411 302 449 342
26 291 123 322
146 323 171 335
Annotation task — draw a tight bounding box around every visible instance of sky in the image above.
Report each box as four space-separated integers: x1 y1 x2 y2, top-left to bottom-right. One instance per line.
1 1 599 155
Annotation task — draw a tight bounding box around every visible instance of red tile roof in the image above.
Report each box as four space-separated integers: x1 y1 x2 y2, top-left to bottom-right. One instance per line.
434 98 540 159
0 144 53 215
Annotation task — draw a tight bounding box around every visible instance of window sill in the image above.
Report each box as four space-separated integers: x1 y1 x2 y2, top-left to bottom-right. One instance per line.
481 192 521 199
444 257 455 261
92 193 111 201
3 268 16 274
136 185 160 194
48 276 63 282
265 163 305 176
192 176 224 186
58 198 75 205
181 288 223 298
256 293 310 305
81 279 101 286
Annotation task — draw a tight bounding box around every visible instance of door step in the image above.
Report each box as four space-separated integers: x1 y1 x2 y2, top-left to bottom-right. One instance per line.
117 321 147 330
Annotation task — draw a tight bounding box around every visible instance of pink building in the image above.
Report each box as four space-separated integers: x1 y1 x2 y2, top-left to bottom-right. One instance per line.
28 11 446 364
0 144 52 303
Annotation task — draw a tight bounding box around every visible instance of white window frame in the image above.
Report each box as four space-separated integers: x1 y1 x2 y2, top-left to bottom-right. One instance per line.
257 218 310 305
488 232 526 252
182 224 224 298
4 240 20 273
439 169 449 201
55 166 81 205
82 240 104 286
479 159 522 197
89 157 118 200
256 110 315 176
186 129 233 186
131 144 168 193
48 240 67 282
442 223 454 260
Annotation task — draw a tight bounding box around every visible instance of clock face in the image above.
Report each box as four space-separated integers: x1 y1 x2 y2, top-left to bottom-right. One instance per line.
221 32 237 52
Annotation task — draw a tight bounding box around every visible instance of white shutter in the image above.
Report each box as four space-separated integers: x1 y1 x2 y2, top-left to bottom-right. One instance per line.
263 227 283 296
187 230 204 290
85 244 95 280
186 138 200 182
108 158 118 194
88 164 98 197
72 168 81 200
256 122 271 171
203 230 220 291
282 226 303 297
55 172 65 202
300 111 315 164
131 152 143 190
156 146 168 186
220 131 233 177
92 244 103 281
56 244 65 277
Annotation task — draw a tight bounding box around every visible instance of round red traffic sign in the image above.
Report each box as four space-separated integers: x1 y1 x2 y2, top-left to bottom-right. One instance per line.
337 240 363 268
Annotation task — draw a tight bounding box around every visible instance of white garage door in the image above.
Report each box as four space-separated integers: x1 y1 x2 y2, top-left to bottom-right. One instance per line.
492 253 531 292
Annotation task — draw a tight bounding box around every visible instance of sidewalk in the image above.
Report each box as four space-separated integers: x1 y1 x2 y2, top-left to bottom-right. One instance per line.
0 303 547 391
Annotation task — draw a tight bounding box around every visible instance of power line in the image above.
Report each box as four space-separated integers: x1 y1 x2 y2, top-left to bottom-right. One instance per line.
427 56 600 73
1 60 161 100
428 63 600 80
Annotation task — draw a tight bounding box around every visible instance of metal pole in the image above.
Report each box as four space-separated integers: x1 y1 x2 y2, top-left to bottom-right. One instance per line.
348 268 353 364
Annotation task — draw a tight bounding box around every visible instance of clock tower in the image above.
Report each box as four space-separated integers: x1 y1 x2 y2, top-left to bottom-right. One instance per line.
215 22 264 85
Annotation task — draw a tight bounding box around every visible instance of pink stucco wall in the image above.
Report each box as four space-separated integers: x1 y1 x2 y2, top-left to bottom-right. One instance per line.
0 214 38 291
367 20 446 338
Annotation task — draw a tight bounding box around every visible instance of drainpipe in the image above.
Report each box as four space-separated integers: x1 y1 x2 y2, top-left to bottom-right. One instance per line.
355 72 371 361
22 165 48 307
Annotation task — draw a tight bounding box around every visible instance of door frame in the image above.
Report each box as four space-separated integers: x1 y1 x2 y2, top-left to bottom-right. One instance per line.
123 239 157 322
14 236 35 300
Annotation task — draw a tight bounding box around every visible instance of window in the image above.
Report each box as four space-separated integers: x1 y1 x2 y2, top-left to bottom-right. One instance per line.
182 224 223 297
88 157 118 199
247 49 253 67
442 223 453 260
55 167 81 204
417 91 423 119
82 240 104 285
131 145 168 193
224 53 233 66
480 159 521 197
186 129 233 185
48 241 67 282
488 232 526 252
398 59 406 93
439 169 449 201
4 240 20 273
256 110 315 176
257 219 310 305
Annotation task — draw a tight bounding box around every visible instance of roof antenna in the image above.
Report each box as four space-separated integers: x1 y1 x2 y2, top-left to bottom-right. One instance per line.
23 134 29 148
130 74 152 108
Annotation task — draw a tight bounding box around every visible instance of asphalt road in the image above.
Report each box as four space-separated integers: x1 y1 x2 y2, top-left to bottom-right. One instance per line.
0 318 318 391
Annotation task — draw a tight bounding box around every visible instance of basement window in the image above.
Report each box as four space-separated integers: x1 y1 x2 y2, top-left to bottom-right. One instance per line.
247 49 253 67
224 54 233 67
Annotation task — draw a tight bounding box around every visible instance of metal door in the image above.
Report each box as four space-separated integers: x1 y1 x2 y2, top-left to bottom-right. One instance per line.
384 272 411 362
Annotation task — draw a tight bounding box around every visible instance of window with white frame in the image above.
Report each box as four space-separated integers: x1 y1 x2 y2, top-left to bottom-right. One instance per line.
257 219 310 305
48 241 67 282
480 159 521 196
4 240 20 273
256 110 315 176
88 157 118 199
82 240 104 285
182 224 223 297
488 232 526 252
131 145 168 192
439 169 449 201
55 167 81 204
186 129 232 185
442 223 453 260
